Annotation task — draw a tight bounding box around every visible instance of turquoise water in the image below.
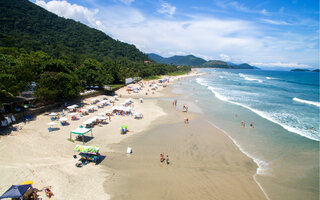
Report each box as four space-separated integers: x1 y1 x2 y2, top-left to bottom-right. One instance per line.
174 69 319 200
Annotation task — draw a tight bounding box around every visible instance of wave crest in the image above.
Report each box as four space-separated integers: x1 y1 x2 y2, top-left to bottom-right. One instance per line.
293 97 320 107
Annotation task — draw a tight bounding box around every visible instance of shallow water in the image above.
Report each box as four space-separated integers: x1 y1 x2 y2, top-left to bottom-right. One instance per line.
177 70 319 200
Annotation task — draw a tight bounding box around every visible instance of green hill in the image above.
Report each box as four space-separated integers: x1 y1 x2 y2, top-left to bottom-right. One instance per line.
202 60 231 68
0 0 191 103
148 54 206 66
148 53 257 69
0 0 148 62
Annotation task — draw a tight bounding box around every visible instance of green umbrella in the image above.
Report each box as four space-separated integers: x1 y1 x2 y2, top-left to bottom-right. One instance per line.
121 125 128 129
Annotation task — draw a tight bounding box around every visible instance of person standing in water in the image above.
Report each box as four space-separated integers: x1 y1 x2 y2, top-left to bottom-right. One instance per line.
250 123 254 128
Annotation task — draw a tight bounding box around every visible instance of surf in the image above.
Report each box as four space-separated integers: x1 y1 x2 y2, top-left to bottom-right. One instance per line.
293 97 320 108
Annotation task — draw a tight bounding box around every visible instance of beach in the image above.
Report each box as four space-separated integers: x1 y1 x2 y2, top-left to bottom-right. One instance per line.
0 71 267 199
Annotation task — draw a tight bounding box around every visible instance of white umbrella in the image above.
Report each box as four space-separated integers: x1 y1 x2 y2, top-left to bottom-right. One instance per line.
80 108 87 112
59 117 68 122
83 120 92 125
98 112 105 116
48 122 57 126
49 113 58 116
105 110 112 113
87 105 96 110
69 113 77 116
98 116 107 120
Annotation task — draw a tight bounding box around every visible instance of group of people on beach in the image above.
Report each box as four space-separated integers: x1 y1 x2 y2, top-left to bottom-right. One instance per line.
160 152 170 165
241 120 254 128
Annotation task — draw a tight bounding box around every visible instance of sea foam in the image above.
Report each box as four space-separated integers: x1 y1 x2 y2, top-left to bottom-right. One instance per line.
239 73 263 83
293 97 320 108
196 78 320 141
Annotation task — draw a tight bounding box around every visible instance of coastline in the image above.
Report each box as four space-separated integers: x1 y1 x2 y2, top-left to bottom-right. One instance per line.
103 75 267 199
0 70 267 199
0 71 201 199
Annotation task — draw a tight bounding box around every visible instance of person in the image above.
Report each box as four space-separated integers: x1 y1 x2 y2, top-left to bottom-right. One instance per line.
166 155 170 165
184 117 189 124
45 188 54 198
241 121 245 128
310 127 315 131
250 123 254 128
235 114 238 118
160 153 164 163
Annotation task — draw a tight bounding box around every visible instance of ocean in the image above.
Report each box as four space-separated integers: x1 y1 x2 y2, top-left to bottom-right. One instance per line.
174 69 319 199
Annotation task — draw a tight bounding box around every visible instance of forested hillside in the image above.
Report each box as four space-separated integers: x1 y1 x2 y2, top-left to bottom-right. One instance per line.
0 0 190 103
0 0 147 62
148 53 257 69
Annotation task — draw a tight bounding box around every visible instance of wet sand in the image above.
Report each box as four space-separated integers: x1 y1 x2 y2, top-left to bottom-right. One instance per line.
103 99 267 200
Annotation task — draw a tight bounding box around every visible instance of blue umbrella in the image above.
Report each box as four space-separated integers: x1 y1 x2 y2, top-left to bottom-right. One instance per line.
0 184 32 199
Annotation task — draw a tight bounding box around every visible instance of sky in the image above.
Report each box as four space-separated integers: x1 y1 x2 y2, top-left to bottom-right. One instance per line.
30 0 319 69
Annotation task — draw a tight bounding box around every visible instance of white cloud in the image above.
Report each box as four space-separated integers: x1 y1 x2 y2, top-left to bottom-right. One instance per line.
35 0 104 30
33 0 318 68
260 18 293 25
119 0 134 6
250 62 311 68
157 3 176 16
261 9 268 15
219 54 230 61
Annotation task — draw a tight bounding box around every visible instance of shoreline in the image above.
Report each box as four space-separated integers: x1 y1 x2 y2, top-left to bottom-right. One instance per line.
0 71 202 199
206 120 270 200
103 75 267 199
0 70 268 199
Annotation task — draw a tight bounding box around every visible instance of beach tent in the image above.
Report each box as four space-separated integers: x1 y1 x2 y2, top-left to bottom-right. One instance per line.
70 127 93 144
0 184 32 199
73 145 100 154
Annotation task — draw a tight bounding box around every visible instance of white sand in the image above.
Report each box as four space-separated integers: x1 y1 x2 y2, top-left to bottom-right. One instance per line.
0 72 200 199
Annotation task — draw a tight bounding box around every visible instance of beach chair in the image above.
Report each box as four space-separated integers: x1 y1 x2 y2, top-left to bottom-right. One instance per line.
60 122 65 126
48 127 53 132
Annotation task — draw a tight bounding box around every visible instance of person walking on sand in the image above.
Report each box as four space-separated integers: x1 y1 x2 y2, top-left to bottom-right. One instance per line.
166 155 170 165
184 117 189 124
160 153 164 163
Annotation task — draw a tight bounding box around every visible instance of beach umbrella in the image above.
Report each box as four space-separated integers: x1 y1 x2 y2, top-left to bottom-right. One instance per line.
69 113 77 116
98 112 105 116
121 125 128 129
83 120 92 125
49 112 58 116
48 122 57 126
59 117 68 122
20 181 33 185
87 105 96 110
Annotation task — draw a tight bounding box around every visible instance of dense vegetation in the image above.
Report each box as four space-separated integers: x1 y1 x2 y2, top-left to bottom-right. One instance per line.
0 0 148 63
0 47 190 103
148 53 257 69
0 0 191 103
